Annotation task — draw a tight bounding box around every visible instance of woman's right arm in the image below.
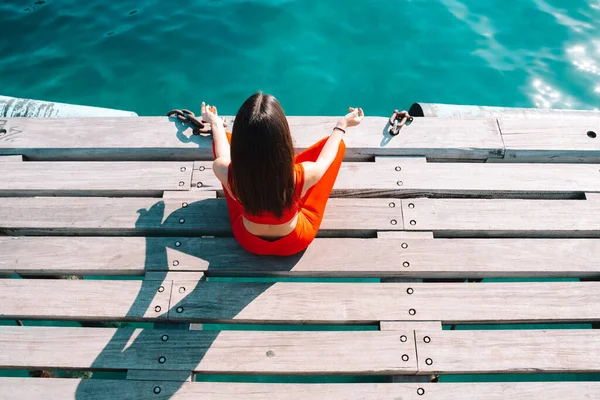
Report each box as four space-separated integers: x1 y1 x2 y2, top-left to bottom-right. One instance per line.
202 102 234 195
302 107 364 191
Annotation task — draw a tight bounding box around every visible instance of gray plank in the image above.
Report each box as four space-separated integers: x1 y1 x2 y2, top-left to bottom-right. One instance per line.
415 330 600 374
0 116 503 161
168 281 600 324
12 236 600 279
2 380 600 400
499 117 600 162
0 162 193 196
4 279 599 324
0 197 401 236
0 237 149 276
0 280 172 321
402 198 600 237
193 159 600 198
377 231 435 239
0 155 22 162
408 382 600 399
380 321 443 331
144 272 205 282
0 327 416 374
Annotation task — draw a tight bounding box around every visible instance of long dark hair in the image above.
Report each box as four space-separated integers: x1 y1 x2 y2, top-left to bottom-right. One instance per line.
230 92 296 218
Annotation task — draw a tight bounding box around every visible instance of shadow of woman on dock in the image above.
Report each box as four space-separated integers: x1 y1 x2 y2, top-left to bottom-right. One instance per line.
74 198 303 398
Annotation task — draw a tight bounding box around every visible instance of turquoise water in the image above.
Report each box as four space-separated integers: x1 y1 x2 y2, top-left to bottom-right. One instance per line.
1 0 600 115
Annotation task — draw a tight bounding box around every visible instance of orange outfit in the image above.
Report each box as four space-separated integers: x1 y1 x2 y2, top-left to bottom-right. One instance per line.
214 134 345 256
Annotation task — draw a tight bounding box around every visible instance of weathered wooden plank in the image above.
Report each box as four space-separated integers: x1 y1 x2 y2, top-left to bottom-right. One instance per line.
0 155 22 162
376 231 435 239
387 161 600 198
0 162 192 196
0 237 148 276
2 379 600 400
3 279 598 324
415 330 600 374
0 197 401 236
502 120 600 161
144 272 205 282
167 281 600 324
0 116 503 161
163 190 216 199
168 281 416 323
499 117 600 162
403 282 600 324
193 159 600 198
418 382 600 399
379 238 600 278
380 321 442 331
168 281 414 324
0 280 172 321
402 198 600 237
5 237 600 278
0 327 416 374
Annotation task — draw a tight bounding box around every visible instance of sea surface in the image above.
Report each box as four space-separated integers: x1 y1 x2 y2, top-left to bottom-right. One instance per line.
1 0 600 115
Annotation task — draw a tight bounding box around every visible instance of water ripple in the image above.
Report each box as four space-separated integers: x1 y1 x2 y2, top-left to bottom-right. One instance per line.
1 0 599 115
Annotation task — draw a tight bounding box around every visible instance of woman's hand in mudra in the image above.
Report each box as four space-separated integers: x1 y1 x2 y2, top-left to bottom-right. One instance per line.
201 102 222 127
337 107 364 130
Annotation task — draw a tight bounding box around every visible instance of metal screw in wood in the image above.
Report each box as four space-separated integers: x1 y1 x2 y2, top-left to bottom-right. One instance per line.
410 220 416 225
400 335 407 342
403 261 410 268
177 307 184 313
407 287 414 295
395 166 401 171
402 354 409 362
401 243 408 249
179 286 186 294
197 182 203 188
153 386 161 394
409 308 416 316
397 181 403 186
179 218 185 224
417 388 425 396
266 350 275 357
155 306 161 312
425 358 433 365
199 166 206 171
389 202 395 208
423 336 431 343
390 219 397 225
158 356 166 364
172 260 179 266
408 203 415 209
180 167 186 172
182 202 188 208
175 241 181 247
179 181 185 186
157 286 165 293
161 334 169 342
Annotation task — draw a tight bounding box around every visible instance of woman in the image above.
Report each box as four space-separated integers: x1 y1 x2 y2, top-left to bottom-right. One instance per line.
203 92 363 256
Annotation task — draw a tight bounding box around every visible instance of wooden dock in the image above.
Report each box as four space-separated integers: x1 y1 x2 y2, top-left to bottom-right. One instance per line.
1 114 600 398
